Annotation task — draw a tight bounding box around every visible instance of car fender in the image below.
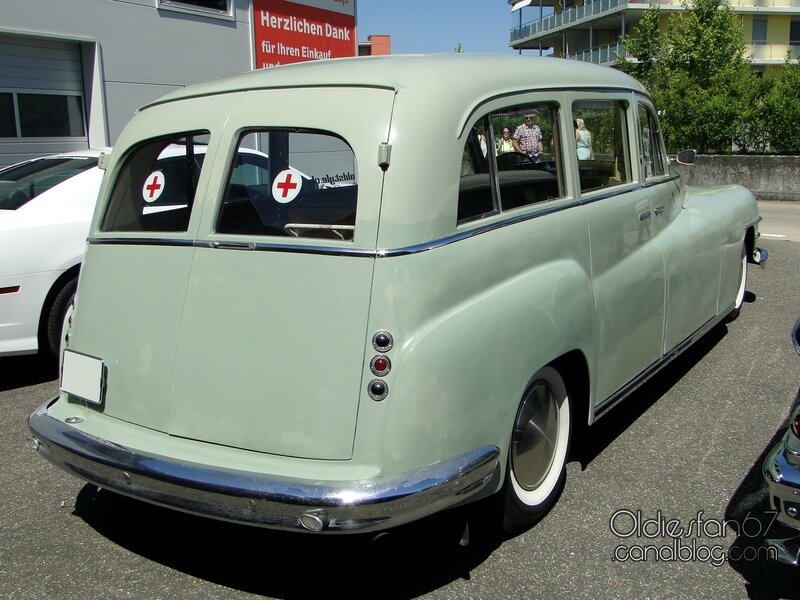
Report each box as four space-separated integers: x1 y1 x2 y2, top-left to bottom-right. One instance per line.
356 251 595 481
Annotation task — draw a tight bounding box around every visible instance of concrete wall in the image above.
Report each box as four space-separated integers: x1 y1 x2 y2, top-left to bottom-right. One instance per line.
673 155 800 202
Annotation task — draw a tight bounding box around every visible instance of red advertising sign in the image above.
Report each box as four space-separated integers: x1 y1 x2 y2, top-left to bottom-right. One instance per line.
253 0 356 68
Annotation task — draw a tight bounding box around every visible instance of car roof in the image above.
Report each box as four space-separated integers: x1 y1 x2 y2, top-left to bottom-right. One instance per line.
27 148 109 162
140 54 647 112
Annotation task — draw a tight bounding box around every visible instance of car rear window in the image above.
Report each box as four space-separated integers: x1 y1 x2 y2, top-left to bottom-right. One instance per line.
216 130 357 241
101 132 209 232
0 157 98 210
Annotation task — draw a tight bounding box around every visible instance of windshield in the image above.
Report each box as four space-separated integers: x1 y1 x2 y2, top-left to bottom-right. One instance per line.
0 157 98 210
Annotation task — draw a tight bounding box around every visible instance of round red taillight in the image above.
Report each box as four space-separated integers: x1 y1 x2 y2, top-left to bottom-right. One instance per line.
370 355 391 376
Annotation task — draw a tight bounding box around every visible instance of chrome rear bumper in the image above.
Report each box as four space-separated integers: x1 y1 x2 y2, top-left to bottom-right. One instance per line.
28 399 500 533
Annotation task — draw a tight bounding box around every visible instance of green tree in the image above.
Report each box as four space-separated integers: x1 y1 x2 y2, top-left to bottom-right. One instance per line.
617 7 662 91
617 0 765 153
765 57 800 153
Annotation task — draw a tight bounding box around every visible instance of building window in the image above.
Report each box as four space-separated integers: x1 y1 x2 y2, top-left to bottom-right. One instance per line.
0 92 86 139
752 16 767 46
158 0 232 17
18 94 85 137
790 17 800 46
0 93 15 138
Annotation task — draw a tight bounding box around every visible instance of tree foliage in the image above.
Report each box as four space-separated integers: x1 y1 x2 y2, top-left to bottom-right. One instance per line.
765 58 800 152
616 0 798 153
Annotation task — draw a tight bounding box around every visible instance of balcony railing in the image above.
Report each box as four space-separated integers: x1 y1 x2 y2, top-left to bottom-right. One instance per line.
510 0 800 44
749 43 800 60
560 41 798 65
567 42 627 64
510 0 629 43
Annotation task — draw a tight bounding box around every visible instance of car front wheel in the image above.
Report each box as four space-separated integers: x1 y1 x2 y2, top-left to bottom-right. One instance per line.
726 246 748 322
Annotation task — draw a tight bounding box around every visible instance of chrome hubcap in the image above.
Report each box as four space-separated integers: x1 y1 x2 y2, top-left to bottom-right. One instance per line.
511 380 559 491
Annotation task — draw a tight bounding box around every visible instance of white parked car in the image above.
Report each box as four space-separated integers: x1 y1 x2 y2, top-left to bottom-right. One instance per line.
0 150 106 357
1 143 275 357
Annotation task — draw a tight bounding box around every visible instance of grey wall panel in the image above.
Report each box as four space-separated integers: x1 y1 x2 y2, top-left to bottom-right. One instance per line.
104 81 182 141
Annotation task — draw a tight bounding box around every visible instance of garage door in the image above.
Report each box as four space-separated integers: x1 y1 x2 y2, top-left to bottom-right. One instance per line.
0 35 89 169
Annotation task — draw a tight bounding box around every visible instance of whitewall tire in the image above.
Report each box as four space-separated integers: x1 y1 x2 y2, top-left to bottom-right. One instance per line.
502 365 571 531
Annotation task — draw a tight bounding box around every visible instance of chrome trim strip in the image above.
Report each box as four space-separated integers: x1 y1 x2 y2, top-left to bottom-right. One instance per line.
593 303 734 420
88 200 584 259
27 403 500 534
578 184 644 206
249 241 375 257
384 199 582 257
90 237 377 257
643 175 681 188
88 237 195 247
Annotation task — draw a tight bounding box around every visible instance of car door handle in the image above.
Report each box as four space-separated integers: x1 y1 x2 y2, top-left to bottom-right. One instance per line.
639 210 652 221
654 206 664 216
210 241 256 250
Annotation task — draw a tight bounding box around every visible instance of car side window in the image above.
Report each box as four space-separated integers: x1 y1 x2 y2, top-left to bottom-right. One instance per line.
493 104 563 211
458 117 496 223
101 131 209 232
0 157 98 210
458 103 565 224
638 104 667 178
216 130 357 241
572 101 631 194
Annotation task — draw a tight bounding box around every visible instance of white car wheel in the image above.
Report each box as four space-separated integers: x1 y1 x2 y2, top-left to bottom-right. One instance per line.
502 365 571 531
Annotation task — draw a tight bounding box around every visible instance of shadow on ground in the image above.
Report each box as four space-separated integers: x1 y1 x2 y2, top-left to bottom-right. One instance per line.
74 486 503 600
0 353 57 392
573 322 728 468
66 319 755 598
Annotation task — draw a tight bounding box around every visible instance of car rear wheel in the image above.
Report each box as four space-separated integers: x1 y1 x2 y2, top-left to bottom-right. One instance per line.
45 277 77 357
501 365 571 532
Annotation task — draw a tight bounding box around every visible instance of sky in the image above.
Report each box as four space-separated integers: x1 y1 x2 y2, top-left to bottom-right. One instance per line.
356 1 518 55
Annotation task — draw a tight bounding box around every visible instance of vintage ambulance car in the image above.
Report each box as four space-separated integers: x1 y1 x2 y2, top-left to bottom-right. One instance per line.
28 54 764 534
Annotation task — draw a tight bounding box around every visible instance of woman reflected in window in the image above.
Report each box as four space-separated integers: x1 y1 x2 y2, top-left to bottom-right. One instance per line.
575 118 593 160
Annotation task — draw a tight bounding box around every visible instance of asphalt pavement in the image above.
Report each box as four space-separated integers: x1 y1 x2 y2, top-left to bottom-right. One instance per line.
1 237 799 599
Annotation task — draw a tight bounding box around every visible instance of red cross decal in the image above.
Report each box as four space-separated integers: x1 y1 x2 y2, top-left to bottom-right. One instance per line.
276 173 298 198
145 175 162 198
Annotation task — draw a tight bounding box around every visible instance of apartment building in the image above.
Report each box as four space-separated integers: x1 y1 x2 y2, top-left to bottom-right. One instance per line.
507 0 800 70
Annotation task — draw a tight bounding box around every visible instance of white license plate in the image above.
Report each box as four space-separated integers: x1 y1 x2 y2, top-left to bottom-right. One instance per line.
61 350 105 405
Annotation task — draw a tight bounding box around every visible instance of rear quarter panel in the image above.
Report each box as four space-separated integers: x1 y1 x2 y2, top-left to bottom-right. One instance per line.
354 203 595 482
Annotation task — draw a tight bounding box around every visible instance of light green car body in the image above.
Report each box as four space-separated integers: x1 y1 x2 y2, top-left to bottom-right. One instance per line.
29 55 761 533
